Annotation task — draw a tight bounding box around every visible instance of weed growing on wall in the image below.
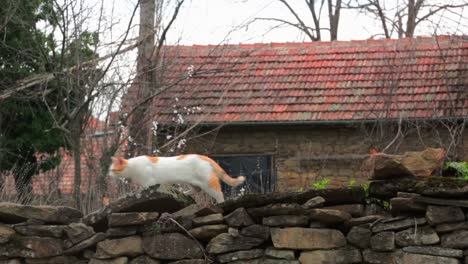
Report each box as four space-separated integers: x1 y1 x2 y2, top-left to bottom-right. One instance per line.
313 178 330 189
444 162 468 179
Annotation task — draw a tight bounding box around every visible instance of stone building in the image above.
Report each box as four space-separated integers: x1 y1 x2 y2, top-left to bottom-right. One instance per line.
126 36 468 194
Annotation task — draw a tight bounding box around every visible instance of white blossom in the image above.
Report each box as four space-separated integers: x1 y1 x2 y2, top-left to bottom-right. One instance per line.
187 64 195 78
177 138 187 149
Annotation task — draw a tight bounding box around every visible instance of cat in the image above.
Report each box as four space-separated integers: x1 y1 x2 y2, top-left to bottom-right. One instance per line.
109 154 246 203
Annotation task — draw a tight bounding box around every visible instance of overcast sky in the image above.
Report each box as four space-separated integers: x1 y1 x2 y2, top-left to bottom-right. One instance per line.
98 0 467 48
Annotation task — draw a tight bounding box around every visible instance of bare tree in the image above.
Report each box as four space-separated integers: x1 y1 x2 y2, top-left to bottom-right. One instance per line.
254 0 343 41
347 0 468 38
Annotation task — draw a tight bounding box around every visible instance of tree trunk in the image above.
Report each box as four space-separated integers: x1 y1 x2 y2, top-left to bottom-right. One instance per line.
406 0 417 37
129 0 156 156
327 0 342 41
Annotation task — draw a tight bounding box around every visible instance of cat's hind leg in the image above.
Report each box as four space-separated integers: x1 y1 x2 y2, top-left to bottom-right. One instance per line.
204 187 225 203
201 176 225 203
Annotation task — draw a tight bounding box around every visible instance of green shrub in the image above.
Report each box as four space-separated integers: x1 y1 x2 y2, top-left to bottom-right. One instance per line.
313 178 330 189
444 162 468 179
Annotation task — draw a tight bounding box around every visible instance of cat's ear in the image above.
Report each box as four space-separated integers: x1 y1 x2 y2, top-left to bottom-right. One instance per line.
111 157 118 162
117 157 127 164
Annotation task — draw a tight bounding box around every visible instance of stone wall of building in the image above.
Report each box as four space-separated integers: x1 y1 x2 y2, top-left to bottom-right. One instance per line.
186 124 468 191
2 179 468 264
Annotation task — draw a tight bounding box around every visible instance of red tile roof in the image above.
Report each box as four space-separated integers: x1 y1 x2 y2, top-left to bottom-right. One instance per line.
134 36 468 124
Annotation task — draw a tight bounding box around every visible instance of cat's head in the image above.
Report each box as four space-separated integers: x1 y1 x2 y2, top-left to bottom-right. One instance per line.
109 157 129 178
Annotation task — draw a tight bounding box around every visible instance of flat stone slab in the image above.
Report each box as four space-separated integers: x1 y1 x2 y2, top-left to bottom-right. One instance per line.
247 204 307 218
395 226 439 246
14 225 65 238
271 227 346 250
426 205 465 225
0 236 64 258
206 233 265 254
108 212 159 227
310 209 351 224
441 230 468 248
95 236 143 259
370 231 395 252
401 252 461 264
0 203 82 224
240 224 270 240
217 249 264 263
435 221 468 233
89 257 128 264
83 186 192 230
403 246 463 258
0 224 15 243
362 249 402 264
265 248 295 260
219 187 365 213
64 233 107 255
143 233 202 260
224 208 255 227
369 177 468 199
347 215 384 226
64 223 95 244
24 256 86 264
302 196 325 209
323 204 364 217
346 226 371 249
299 247 362 264
192 213 224 226
189 224 228 241
262 215 309 227
372 217 426 233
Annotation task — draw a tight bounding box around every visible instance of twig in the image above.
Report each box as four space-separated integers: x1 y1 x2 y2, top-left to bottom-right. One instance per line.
158 213 212 263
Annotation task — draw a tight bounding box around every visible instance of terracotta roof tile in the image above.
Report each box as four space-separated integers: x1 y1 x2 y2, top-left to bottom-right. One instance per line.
129 36 468 124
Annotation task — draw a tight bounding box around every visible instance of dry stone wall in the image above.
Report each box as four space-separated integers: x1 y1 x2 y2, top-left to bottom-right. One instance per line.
2 179 468 263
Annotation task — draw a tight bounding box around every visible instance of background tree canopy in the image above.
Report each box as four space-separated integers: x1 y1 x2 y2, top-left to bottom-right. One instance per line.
0 0 99 200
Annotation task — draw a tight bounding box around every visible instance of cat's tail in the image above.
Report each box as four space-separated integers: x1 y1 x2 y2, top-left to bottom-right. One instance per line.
220 175 246 187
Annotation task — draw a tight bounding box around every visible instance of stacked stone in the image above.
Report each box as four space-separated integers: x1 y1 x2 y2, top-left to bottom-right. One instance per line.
0 202 87 263
3 182 468 264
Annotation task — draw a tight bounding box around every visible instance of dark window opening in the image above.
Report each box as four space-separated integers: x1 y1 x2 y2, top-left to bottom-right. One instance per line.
211 155 275 198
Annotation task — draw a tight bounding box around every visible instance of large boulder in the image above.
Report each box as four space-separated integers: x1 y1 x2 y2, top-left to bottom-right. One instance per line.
0 203 82 224
362 148 446 180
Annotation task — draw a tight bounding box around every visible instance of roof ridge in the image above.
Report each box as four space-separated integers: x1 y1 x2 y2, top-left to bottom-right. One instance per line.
166 35 464 49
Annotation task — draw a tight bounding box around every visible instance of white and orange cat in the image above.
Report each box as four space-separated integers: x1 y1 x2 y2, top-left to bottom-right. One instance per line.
109 154 246 203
